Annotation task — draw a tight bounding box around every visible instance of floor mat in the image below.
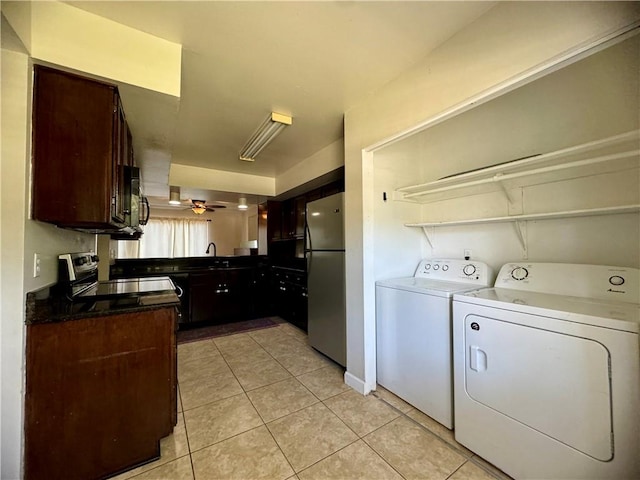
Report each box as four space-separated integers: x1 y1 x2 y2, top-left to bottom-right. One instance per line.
177 317 279 344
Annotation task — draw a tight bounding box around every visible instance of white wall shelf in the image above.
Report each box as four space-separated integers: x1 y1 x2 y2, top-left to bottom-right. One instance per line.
406 205 640 257
395 131 639 205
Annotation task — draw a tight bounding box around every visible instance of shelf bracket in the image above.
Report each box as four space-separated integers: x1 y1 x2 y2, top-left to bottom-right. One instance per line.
421 226 435 250
494 174 518 206
513 220 528 259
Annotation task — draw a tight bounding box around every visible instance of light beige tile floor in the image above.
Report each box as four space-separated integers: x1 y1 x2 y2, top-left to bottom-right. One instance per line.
113 319 511 480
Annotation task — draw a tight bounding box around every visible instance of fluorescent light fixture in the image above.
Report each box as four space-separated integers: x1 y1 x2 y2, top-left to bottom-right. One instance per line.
238 196 248 210
239 112 292 162
168 186 181 205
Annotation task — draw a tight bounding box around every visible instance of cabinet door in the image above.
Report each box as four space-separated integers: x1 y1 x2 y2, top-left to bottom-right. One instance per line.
111 99 127 224
294 196 306 238
32 66 128 229
281 199 294 238
190 273 216 323
24 308 176 480
267 201 283 241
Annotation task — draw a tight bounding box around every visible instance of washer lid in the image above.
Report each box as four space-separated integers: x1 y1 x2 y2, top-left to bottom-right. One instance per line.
376 277 485 297
455 288 640 333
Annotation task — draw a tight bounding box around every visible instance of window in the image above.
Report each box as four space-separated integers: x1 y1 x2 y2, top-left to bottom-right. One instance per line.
117 218 209 258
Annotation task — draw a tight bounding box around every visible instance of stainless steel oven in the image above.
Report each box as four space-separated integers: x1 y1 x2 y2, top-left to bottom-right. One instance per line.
57 253 178 311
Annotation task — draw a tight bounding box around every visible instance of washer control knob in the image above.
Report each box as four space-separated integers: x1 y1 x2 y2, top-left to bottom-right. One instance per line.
442 265 449 272
433 264 440 270
511 267 529 281
609 275 625 286
463 264 476 276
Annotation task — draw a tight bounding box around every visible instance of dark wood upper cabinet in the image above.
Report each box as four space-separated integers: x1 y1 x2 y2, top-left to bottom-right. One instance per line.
294 196 306 238
267 200 283 242
32 65 132 230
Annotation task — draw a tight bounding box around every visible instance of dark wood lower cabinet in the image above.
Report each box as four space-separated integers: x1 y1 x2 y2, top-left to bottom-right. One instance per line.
271 267 308 331
24 307 177 480
189 268 265 325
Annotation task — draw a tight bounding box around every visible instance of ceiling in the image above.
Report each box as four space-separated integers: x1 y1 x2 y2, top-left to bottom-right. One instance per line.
67 1 495 209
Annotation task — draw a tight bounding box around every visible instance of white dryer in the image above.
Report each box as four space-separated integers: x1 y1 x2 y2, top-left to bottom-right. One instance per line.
376 258 494 429
453 263 640 480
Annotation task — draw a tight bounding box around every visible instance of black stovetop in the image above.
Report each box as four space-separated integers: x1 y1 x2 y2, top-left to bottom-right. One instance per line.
75 277 176 301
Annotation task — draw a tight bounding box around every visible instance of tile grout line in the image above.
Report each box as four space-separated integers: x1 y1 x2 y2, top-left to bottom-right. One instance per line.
262 421 298 477
298 401 410 480
186 423 266 457
371 391 506 480
293 436 363 477
180 340 267 466
253 334 407 477
179 335 322 416
243 328 361 477
371 391 471 457
444 461 467 480
175 362 197 479
465 456 510 480
247 330 338 388
178 325 508 480
183 325 420 480
232 330 325 477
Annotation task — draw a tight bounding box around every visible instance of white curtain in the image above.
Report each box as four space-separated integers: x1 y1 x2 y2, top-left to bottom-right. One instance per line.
117 218 209 258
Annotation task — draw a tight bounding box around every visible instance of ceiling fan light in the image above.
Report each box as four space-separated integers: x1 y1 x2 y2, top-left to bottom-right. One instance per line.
238 196 248 210
239 112 292 162
192 206 206 215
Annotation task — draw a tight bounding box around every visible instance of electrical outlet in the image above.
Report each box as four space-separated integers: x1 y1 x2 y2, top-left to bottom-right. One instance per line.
463 249 472 260
33 253 41 278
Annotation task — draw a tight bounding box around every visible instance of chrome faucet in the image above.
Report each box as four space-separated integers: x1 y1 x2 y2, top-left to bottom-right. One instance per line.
205 242 217 256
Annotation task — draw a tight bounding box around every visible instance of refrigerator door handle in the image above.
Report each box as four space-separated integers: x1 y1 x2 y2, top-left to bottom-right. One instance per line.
305 215 313 252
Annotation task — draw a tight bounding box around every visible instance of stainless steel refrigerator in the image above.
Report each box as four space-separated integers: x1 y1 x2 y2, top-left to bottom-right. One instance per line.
305 192 346 366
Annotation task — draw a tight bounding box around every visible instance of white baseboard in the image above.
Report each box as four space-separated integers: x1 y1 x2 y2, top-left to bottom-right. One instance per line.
344 371 374 395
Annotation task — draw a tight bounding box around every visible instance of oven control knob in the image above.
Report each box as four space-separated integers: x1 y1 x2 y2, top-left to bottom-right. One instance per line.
433 264 440 270
442 265 449 271
424 264 431 270
74 257 86 266
511 267 529 281
463 264 476 276
609 275 625 286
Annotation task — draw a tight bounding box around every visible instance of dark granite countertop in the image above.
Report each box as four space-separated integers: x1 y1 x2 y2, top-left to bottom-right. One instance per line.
26 285 180 325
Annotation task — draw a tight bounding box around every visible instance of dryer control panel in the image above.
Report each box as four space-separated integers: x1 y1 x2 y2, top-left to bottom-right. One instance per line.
415 259 494 285
495 263 640 303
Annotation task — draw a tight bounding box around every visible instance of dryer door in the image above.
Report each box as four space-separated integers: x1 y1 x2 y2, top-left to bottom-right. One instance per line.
463 314 613 461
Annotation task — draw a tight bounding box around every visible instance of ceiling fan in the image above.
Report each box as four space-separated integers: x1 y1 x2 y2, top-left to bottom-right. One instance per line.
188 199 227 215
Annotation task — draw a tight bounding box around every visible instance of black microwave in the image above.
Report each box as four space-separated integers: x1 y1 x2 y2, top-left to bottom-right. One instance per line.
112 166 149 240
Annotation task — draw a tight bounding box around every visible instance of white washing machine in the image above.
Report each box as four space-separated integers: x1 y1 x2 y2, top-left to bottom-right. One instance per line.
376 258 494 429
453 263 640 480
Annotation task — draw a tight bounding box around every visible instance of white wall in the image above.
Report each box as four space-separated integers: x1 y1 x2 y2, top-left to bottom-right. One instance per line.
1 16 96 477
276 139 344 196
343 1 640 393
373 34 640 275
1 40 30 480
